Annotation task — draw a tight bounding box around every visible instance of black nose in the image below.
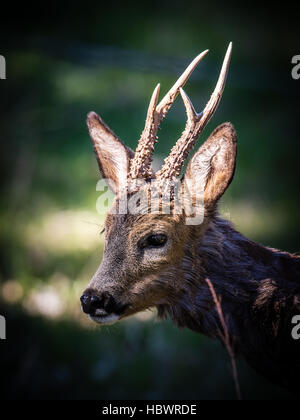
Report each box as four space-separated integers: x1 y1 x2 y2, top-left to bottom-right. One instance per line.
80 294 103 315
80 291 127 316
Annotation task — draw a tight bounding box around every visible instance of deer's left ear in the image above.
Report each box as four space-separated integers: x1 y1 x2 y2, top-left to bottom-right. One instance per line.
87 112 134 193
184 122 237 206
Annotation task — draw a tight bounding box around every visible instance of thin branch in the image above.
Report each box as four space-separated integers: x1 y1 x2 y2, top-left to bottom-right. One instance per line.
205 278 242 400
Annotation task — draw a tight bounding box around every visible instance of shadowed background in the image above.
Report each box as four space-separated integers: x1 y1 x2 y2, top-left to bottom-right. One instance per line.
0 1 299 400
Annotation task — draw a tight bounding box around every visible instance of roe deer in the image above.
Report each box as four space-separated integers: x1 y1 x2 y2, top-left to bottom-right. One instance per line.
80 43 300 391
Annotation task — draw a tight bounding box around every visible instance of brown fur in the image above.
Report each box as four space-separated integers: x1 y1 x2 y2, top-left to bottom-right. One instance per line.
83 114 300 392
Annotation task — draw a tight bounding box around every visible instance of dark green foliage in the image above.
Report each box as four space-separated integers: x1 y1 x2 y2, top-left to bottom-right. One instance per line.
0 1 299 400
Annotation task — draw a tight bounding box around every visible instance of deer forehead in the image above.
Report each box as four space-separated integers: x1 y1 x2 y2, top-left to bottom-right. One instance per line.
105 213 187 244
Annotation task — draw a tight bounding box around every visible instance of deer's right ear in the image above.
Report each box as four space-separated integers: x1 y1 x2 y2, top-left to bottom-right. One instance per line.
87 112 134 193
184 122 237 208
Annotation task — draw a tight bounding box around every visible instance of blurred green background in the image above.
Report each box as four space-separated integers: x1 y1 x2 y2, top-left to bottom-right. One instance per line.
0 1 299 400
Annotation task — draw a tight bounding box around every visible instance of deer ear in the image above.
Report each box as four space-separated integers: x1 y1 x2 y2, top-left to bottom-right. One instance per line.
87 112 134 193
184 122 237 207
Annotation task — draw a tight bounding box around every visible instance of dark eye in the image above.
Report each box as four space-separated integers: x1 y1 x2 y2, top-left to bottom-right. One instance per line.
146 234 167 247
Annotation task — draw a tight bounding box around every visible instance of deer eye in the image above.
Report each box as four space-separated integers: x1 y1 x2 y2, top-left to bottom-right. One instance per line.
146 234 168 247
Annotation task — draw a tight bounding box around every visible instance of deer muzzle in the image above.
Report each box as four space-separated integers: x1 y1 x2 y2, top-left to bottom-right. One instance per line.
80 289 128 325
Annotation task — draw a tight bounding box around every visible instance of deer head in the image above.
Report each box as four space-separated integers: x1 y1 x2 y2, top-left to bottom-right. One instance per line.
81 43 237 326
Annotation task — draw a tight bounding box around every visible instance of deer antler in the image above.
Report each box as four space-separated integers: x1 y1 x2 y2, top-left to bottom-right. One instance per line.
128 83 160 179
129 49 209 179
157 42 232 179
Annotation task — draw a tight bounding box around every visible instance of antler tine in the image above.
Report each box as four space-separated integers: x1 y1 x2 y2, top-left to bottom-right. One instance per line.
157 42 232 180
129 50 209 180
155 49 209 121
129 83 160 179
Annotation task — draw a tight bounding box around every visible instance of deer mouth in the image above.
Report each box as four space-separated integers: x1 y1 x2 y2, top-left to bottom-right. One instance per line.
80 291 129 325
89 313 120 325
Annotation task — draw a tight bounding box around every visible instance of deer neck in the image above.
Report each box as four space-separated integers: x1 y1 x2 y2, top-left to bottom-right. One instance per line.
194 216 279 338
157 215 300 385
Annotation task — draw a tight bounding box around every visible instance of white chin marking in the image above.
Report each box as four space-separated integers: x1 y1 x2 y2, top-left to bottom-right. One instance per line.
89 313 120 325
